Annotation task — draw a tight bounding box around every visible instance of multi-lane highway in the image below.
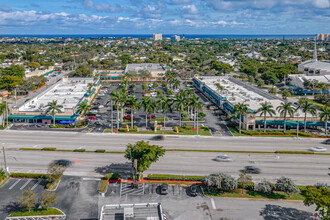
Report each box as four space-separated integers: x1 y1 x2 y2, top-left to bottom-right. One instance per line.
3 149 329 185
0 130 328 152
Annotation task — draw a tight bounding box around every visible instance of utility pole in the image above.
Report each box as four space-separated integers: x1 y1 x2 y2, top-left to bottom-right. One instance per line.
6 99 8 129
297 121 299 139
14 87 17 107
111 100 113 134
196 108 199 136
2 146 8 177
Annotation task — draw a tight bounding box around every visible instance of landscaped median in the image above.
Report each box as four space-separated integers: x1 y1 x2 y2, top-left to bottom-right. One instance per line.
18 147 330 155
8 208 64 218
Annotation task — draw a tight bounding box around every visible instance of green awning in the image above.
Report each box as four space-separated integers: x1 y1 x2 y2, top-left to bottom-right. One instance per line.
256 120 327 127
8 114 78 121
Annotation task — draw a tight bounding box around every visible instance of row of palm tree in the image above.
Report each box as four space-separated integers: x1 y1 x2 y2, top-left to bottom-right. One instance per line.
0 100 9 127
234 99 330 135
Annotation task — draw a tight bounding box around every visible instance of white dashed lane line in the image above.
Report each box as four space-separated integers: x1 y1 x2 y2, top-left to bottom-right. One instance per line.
211 198 216 209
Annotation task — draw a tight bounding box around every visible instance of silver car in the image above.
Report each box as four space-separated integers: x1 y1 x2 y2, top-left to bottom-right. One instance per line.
308 146 327 152
214 155 232 162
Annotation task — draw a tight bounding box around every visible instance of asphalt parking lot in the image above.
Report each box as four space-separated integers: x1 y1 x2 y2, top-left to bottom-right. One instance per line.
0 177 47 219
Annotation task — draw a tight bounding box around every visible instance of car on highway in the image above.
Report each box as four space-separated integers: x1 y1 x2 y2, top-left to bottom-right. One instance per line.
308 146 327 152
124 115 136 119
190 185 198 197
150 135 165 141
214 155 232 162
243 166 261 174
160 183 168 195
147 115 156 119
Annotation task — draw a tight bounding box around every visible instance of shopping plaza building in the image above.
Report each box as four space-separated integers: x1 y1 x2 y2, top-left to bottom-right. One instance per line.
193 76 326 130
9 77 101 124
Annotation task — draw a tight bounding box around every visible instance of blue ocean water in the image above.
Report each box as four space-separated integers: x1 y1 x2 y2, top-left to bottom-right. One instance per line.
0 34 314 40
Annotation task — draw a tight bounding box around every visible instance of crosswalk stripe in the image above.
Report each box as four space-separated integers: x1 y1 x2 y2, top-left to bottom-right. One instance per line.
9 179 21 190
20 179 32 190
31 179 41 190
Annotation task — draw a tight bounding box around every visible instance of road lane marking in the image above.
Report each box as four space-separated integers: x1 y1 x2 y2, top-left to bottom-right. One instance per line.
9 179 21 190
211 198 216 209
82 178 101 181
31 179 41 190
88 127 95 133
217 129 223 136
20 179 32 190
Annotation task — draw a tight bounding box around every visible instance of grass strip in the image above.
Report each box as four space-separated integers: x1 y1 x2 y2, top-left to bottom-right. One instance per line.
166 149 273 154
99 179 109 193
203 187 305 201
0 176 10 188
9 208 63 217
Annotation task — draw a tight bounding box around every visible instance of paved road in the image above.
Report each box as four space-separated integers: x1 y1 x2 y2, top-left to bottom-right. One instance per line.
0 130 328 152
3 150 330 185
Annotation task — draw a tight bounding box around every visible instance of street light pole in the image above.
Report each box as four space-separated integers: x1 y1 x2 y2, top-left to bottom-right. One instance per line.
111 100 113 134
297 121 299 139
2 145 8 177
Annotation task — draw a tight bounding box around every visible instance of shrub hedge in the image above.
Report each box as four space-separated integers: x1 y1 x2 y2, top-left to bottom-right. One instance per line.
11 173 47 179
95 149 106 153
147 174 204 181
119 126 138 132
237 182 255 191
103 173 121 180
275 151 314 154
41 147 56 151
73 148 86 152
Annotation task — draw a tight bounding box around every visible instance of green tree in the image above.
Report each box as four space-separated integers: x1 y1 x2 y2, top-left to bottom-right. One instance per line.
276 102 295 132
319 105 330 135
141 96 156 127
17 188 36 212
0 75 22 90
204 173 237 192
45 100 63 126
301 186 330 220
215 83 224 95
280 90 291 99
124 140 165 174
174 94 186 127
40 191 58 211
158 96 172 127
268 87 277 95
28 62 41 69
153 82 159 88
47 164 66 184
275 176 299 195
108 91 121 129
127 96 140 128
297 99 316 132
77 101 90 115
257 102 276 132
233 103 248 134
256 179 273 195
237 171 252 194
1 65 25 78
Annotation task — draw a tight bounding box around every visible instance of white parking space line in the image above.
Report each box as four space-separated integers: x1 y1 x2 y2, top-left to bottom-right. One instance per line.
9 179 21 190
210 198 216 209
31 179 41 190
20 179 32 190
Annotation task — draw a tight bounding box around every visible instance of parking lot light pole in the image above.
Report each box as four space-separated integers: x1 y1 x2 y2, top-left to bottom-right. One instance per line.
111 100 113 134
2 145 8 177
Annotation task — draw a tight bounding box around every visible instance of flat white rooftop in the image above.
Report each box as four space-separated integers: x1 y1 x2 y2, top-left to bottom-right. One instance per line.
201 77 316 118
19 78 93 112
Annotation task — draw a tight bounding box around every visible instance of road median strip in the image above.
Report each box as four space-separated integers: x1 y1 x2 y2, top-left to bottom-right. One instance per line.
17 147 330 155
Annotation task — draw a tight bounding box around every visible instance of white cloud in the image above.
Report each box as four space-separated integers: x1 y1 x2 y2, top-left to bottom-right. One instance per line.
314 0 330 8
171 0 194 4
181 5 199 14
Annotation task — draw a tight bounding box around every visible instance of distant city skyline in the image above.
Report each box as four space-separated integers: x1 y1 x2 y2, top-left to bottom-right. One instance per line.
0 0 329 34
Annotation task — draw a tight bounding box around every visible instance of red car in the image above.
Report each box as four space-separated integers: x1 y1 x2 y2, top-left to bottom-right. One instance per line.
147 115 156 119
86 116 96 120
124 115 136 119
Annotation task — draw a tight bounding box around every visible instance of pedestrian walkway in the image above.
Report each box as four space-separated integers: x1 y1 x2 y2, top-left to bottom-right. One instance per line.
120 182 144 197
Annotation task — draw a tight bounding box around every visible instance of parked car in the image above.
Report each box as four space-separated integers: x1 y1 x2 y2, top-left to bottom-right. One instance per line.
124 115 136 119
98 105 105 108
160 183 168 195
308 146 327 152
214 155 232 162
147 115 156 119
90 109 98 114
86 116 96 120
190 185 198 197
243 166 261 174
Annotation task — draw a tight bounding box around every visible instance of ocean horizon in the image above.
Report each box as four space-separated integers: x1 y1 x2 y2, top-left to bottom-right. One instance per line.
0 34 315 40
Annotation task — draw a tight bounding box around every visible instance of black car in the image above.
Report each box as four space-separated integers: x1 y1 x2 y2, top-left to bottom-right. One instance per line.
190 185 198 197
160 183 168 195
244 166 261 174
151 135 165 141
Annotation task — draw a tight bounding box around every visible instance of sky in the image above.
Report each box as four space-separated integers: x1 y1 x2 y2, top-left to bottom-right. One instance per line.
0 0 329 35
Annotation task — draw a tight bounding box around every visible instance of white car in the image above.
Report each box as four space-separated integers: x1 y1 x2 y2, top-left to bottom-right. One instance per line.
214 155 232 162
98 105 105 108
90 109 98 114
308 147 327 152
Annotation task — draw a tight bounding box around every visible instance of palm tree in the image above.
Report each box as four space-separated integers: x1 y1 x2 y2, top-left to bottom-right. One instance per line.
233 103 248 134
196 101 203 135
127 96 140 129
190 95 200 127
174 94 186 127
184 88 194 115
215 83 224 95
173 79 180 90
0 100 7 127
297 99 316 132
141 96 156 127
319 105 330 135
257 102 276 132
77 101 90 116
45 100 63 126
158 96 172 127
108 90 123 129
276 102 295 133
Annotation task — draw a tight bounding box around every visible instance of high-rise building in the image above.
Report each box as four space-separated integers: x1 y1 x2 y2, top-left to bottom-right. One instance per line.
153 33 162 41
316 33 329 41
171 35 180 42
